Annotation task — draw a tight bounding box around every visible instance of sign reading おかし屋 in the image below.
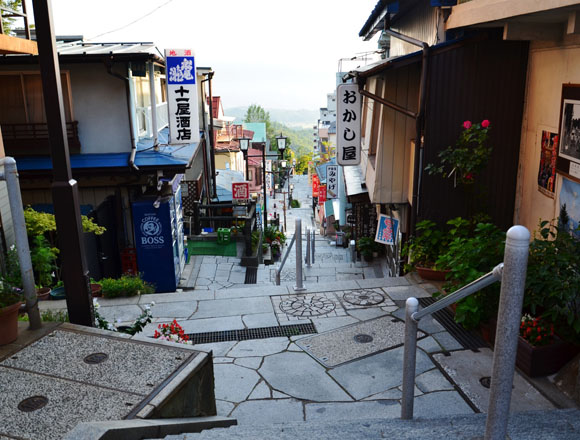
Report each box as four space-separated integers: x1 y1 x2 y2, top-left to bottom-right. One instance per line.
166 49 200 144
336 83 361 166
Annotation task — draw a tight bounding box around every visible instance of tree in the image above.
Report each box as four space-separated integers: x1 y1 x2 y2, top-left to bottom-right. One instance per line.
1 1 22 35
244 104 271 124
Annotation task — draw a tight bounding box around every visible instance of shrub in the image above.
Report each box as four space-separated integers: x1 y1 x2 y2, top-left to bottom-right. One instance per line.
100 275 154 298
290 199 301 208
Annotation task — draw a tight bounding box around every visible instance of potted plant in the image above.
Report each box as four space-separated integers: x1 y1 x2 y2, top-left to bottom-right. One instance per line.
0 278 23 346
402 220 449 280
426 119 492 187
357 237 376 262
520 207 580 374
30 236 58 300
100 274 155 298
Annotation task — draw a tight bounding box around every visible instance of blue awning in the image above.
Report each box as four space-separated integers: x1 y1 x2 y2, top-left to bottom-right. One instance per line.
15 127 199 171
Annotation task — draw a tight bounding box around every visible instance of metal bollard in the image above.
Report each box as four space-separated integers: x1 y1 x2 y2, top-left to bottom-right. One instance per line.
485 226 530 440
311 229 315 264
306 228 311 268
401 297 419 419
294 218 306 291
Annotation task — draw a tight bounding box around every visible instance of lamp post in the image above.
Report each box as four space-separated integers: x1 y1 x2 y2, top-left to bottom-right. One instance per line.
236 133 287 228
237 136 251 181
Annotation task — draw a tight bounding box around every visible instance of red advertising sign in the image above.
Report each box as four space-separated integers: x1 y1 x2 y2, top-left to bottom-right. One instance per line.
312 174 320 197
232 182 250 201
319 184 327 203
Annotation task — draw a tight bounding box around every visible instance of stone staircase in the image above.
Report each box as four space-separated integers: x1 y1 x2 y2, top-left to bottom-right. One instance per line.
148 408 580 439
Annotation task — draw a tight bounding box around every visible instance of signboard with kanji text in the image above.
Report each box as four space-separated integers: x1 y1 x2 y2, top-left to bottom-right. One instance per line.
336 83 361 165
319 184 327 202
326 165 338 198
232 182 250 202
374 214 399 246
312 174 320 197
165 49 200 144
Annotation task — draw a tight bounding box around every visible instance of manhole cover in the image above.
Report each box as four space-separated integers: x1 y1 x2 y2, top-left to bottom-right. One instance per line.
18 396 49 412
84 352 109 364
354 334 374 343
279 296 336 317
343 289 385 306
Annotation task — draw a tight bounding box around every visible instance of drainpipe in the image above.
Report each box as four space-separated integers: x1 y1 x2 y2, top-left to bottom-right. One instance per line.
105 60 139 171
148 61 158 149
381 28 429 235
207 72 217 199
200 75 212 201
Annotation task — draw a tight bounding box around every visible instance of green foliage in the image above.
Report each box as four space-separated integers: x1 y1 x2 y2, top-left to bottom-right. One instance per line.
402 220 448 270
436 219 505 329
19 308 69 323
24 207 106 237
100 275 154 298
290 199 301 208
426 120 492 185
356 237 380 257
525 206 580 343
0 280 21 309
1 0 22 34
3 244 21 289
30 236 58 288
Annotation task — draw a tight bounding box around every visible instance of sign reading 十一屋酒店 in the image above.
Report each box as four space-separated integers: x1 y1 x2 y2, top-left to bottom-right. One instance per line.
336 83 361 166
166 49 200 144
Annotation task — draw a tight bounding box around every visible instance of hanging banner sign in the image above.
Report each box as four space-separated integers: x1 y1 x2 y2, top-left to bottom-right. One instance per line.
375 214 399 246
326 165 338 198
312 174 320 197
165 49 200 144
336 83 361 166
266 160 273 193
319 184 327 203
232 182 250 202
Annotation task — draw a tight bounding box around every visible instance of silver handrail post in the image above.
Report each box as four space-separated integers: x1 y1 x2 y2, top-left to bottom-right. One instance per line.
2 158 42 329
294 218 306 291
275 233 296 286
485 226 530 440
311 229 315 264
306 228 311 268
401 297 419 419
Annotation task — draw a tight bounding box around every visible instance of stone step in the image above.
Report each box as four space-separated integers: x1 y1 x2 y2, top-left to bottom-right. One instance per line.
156 409 580 440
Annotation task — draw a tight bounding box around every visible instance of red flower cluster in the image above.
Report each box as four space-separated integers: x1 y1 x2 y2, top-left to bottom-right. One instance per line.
520 315 554 347
154 319 189 342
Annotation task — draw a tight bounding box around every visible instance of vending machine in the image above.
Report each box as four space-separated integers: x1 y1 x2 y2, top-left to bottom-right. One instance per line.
132 184 185 292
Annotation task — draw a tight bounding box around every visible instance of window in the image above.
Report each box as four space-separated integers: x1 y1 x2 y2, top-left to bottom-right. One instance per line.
248 169 253 181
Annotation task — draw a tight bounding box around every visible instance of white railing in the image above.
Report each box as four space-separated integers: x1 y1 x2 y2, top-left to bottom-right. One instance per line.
136 102 169 139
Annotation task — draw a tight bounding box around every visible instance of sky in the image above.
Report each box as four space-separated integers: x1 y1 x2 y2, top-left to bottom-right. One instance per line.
46 0 381 111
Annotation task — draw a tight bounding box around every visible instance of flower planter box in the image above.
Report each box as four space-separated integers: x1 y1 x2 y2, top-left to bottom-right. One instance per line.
416 266 450 281
516 336 580 377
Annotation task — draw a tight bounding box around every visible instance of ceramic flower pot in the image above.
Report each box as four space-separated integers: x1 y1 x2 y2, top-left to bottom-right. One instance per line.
416 266 450 281
36 287 51 301
90 283 102 298
0 301 22 345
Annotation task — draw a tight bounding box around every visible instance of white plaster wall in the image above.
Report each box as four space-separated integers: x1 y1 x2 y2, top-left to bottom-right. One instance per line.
515 36 580 233
66 63 131 154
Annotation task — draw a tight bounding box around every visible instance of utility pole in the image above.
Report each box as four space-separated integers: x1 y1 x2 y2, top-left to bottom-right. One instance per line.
32 0 94 326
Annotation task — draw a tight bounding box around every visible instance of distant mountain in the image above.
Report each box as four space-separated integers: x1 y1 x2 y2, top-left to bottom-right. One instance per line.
224 107 318 128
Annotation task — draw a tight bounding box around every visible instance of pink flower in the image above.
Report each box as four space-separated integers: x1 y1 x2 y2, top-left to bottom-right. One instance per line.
481 119 490 128
464 173 474 181
463 120 472 129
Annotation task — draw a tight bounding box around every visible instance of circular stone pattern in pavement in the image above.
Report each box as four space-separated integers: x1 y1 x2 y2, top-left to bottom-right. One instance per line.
279 296 336 317
342 289 385 306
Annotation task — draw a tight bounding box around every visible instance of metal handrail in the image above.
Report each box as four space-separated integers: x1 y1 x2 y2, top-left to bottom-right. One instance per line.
275 233 296 285
412 263 504 321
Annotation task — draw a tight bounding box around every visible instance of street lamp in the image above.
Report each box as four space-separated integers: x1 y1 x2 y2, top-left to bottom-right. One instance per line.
237 136 251 181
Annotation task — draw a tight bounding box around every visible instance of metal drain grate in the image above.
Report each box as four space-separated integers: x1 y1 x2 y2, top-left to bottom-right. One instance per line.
244 267 257 284
418 297 487 351
186 323 317 344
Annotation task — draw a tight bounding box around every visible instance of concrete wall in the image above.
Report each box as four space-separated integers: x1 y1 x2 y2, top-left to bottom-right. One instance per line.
65 63 132 154
515 35 580 232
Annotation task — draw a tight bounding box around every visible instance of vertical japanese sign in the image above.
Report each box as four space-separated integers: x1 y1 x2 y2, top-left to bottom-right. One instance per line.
337 83 361 166
374 214 399 246
165 49 200 144
232 182 250 202
319 185 327 203
326 165 338 199
312 174 320 197
265 160 273 193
